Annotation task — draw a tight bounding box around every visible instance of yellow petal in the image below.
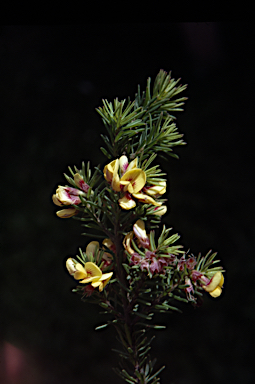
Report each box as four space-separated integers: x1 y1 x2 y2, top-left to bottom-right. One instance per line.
153 205 167 216
126 157 138 172
56 208 77 218
66 258 77 275
219 273 224 288
123 232 134 254
86 241 99 257
74 271 87 280
101 272 113 290
52 194 63 206
111 170 121 192
145 182 166 196
203 272 223 292
74 173 89 193
120 169 146 194
56 186 71 205
80 275 100 284
99 272 113 281
73 263 87 280
103 159 119 183
119 155 129 175
91 281 102 288
85 262 102 278
209 287 222 298
76 263 86 272
102 238 114 249
132 193 162 206
119 180 131 192
133 219 147 239
118 195 136 210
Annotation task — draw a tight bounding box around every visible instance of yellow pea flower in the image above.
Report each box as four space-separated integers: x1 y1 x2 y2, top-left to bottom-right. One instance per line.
53 186 84 206
120 168 146 194
202 271 224 298
104 156 166 214
66 259 113 292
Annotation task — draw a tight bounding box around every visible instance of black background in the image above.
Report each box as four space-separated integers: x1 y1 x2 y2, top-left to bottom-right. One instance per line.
0 23 254 383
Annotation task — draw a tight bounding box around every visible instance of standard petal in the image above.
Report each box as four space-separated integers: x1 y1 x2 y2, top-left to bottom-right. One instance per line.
86 241 99 257
120 169 146 194
85 262 102 278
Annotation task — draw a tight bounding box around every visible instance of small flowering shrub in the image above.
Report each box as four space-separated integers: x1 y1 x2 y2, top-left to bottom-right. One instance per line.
52 70 225 383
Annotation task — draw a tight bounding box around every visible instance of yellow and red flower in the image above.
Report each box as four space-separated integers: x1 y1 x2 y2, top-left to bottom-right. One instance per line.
202 271 224 298
52 173 89 218
104 156 167 213
66 259 113 292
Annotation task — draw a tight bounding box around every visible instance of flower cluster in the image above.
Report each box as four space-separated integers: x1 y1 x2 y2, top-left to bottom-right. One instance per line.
66 238 115 294
123 220 224 299
52 173 90 218
104 156 167 215
53 70 226 384
191 270 224 298
123 219 178 276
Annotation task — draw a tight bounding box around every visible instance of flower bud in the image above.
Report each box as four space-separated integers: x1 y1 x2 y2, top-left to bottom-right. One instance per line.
152 206 167 216
66 258 77 276
119 155 129 175
74 173 90 193
56 208 77 218
144 181 166 197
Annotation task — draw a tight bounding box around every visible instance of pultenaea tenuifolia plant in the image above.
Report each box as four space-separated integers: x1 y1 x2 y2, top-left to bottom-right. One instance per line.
52 70 225 383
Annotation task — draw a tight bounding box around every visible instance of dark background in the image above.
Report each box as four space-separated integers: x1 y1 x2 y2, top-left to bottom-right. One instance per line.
0 23 254 383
